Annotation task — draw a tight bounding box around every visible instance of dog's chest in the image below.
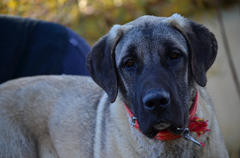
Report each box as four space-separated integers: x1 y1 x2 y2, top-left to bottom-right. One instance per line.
128 126 199 158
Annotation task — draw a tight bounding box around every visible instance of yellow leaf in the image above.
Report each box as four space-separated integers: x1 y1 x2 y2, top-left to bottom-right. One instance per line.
7 0 17 9
58 0 65 5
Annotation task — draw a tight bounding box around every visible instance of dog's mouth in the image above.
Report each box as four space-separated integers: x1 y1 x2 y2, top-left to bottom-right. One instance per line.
153 122 171 130
145 122 183 138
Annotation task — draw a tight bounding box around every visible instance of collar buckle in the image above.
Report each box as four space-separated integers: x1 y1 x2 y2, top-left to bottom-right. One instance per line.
131 117 137 126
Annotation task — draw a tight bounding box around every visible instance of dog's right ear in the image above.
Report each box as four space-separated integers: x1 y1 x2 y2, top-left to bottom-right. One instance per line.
86 26 123 103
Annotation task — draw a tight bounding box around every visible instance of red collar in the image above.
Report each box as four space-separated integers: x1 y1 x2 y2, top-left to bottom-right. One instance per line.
124 90 210 141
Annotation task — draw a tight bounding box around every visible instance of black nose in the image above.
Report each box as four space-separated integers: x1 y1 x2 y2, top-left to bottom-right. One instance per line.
143 89 170 113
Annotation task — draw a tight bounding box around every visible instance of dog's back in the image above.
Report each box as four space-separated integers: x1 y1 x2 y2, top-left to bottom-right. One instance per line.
0 75 103 158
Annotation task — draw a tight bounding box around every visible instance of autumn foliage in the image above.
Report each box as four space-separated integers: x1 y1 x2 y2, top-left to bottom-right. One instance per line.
0 0 237 45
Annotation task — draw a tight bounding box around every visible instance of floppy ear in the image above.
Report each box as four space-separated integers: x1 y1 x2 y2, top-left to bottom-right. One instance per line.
86 29 123 103
171 20 218 87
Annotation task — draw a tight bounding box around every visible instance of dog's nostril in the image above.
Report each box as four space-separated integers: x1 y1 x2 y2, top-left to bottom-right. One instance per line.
145 101 155 109
145 98 169 108
159 98 169 107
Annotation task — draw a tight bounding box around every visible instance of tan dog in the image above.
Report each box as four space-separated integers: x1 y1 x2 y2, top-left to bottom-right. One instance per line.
0 14 229 158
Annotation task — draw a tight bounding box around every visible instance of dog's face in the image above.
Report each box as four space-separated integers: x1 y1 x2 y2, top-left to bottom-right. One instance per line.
87 14 217 138
114 22 190 137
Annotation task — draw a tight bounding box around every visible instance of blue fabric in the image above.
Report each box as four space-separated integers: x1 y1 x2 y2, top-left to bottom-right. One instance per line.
0 15 90 84
59 27 90 76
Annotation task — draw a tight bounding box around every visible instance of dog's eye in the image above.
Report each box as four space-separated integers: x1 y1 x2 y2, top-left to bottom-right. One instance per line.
169 53 179 60
125 59 135 68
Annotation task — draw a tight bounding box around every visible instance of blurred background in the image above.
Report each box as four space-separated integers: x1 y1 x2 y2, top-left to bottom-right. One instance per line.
0 0 240 157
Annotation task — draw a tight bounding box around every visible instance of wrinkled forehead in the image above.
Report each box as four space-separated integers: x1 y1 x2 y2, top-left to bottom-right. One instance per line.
114 19 188 66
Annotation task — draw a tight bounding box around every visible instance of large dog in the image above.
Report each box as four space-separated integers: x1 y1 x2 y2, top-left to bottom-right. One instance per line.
0 14 229 157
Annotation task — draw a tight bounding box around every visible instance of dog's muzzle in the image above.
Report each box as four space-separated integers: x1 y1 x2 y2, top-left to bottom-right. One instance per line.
125 90 209 147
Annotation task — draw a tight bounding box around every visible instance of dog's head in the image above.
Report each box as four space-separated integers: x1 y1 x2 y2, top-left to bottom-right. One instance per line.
87 14 217 138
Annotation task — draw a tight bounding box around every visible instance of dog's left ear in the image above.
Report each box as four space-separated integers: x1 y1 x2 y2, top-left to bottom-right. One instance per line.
170 15 218 87
86 26 123 103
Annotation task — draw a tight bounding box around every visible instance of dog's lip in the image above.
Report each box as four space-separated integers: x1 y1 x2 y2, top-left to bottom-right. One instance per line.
146 123 181 138
153 122 171 130
145 122 172 138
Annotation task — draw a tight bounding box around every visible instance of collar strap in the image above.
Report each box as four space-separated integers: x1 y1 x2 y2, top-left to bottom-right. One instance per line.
124 90 210 141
